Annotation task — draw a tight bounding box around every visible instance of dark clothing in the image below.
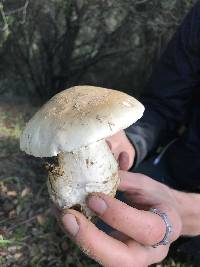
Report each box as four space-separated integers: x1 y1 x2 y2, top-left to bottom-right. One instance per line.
126 1 200 191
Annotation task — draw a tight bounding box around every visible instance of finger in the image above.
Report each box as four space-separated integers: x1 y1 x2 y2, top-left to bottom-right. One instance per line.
118 170 157 193
106 143 133 171
87 193 167 246
106 131 132 170
108 234 170 266
106 140 121 164
61 210 169 267
109 230 129 242
61 210 134 267
106 140 130 170
118 171 182 241
108 233 170 266
106 134 120 159
126 240 169 266
118 152 130 170
118 171 165 206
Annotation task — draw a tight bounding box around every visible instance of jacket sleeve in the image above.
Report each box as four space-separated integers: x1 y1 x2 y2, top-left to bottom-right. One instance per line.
125 1 200 166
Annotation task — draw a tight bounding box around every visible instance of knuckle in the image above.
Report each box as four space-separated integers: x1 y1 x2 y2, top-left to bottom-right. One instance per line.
141 222 165 246
153 225 166 244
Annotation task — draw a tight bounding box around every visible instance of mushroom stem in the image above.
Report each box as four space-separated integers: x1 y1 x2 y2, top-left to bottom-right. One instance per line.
47 139 119 218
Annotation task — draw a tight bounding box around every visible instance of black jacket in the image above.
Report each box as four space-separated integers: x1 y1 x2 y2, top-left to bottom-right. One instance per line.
126 1 200 190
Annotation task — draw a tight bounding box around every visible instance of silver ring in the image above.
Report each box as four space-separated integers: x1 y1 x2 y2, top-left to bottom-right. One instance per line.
149 208 172 248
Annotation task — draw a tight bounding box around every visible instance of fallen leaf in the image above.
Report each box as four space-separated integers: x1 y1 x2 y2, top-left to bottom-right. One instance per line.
21 187 31 198
9 210 17 219
0 184 8 193
37 214 46 225
14 252 22 260
7 191 17 197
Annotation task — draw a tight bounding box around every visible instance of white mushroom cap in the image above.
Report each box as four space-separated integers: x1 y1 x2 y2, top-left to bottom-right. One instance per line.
20 86 144 157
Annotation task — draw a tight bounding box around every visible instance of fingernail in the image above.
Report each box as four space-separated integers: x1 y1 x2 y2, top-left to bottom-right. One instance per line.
62 213 79 236
87 195 107 215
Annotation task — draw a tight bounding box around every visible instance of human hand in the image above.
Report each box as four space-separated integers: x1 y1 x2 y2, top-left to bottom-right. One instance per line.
106 130 135 170
60 172 183 267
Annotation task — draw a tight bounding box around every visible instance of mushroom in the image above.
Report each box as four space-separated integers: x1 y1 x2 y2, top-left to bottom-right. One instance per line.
20 86 144 218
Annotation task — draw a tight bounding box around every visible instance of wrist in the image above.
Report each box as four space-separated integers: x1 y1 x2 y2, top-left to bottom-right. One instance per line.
172 189 200 236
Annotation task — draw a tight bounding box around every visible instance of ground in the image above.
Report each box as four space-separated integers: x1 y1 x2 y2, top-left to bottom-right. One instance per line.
0 97 194 266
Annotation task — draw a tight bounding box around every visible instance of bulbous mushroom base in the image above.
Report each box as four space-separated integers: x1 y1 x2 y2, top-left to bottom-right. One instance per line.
47 139 119 219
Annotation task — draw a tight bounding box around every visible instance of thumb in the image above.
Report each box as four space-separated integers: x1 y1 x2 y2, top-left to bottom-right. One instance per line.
118 152 129 170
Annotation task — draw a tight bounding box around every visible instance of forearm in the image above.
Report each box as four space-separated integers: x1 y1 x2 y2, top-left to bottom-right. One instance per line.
173 189 200 236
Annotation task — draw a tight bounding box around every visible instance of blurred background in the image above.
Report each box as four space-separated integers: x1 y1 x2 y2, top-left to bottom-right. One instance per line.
0 0 197 266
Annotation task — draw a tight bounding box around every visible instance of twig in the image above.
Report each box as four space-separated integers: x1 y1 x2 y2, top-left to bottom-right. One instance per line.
1 0 30 27
7 215 37 232
4 0 29 16
0 3 8 31
35 183 46 202
0 217 14 225
135 0 149 4
20 0 30 24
